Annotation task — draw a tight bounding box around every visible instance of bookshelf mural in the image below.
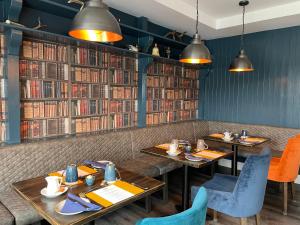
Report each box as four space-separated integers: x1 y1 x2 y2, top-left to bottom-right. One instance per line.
0 33 7 142
146 61 199 126
19 37 138 140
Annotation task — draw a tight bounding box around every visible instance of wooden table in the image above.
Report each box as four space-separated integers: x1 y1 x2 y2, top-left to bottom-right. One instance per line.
12 168 164 225
203 136 270 176
141 146 233 211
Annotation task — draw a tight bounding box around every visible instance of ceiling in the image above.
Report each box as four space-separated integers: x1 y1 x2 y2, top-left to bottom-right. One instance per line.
104 0 300 40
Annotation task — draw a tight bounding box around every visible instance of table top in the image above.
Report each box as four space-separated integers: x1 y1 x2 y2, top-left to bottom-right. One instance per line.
141 145 233 168
12 168 164 225
203 135 270 147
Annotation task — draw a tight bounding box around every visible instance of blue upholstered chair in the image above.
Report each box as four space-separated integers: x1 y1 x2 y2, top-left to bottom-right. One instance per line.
136 187 207 225
191 148 271 225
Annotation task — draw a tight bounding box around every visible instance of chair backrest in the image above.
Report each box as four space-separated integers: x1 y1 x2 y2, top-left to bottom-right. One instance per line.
233 148 271 217
278 137 300 181
136 187 207 225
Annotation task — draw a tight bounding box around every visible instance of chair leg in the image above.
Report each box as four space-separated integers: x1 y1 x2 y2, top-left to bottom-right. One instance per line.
290 182 296 201
162 173 169 202
240 217 248 225
255 213 261 225
283 182 288 215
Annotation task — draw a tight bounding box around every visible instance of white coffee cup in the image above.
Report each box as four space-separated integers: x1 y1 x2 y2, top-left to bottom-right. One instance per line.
197 139 208 151
169 143 177 153
45 176 62 195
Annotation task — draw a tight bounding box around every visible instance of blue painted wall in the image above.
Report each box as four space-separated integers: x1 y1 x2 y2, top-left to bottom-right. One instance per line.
203 26 300 129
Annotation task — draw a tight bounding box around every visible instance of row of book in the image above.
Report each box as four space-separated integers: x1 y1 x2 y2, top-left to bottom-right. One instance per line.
20 60 69 80
73 116 109 133
110 100 138 113
21 80 68 99
111 87 137 99
147 100 198 112
0 100 6 120
71 99 108 116
0 34 4 56
109 69 132 85
22 40 68 62
0 122 5 142
71 67 108 83
147 62 199 78
21 101 69 119
71 84 109 99
147 76 198 89
21 118 70 139
146 110 198 125
110 113 136 129
165 89 199 100
71 47 137 71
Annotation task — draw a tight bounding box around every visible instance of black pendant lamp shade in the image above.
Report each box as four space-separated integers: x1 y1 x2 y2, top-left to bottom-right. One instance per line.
69 0 123 42
229 49 253 72
179 0 212 64
229 0 254 72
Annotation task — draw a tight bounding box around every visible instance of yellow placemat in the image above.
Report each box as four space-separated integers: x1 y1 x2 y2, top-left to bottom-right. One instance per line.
244 137 266 143
209 133 224 139
192 150 226 160
85 192 113 208
155 143 170 151
113 180 144 195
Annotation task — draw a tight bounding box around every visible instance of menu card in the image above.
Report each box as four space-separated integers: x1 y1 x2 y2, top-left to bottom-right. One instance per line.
192 150 227 160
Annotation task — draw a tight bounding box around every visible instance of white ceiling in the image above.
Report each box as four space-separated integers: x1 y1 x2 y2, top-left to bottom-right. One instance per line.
104 0 300 40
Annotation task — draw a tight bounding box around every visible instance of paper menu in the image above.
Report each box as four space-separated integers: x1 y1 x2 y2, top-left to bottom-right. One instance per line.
92 185 134 204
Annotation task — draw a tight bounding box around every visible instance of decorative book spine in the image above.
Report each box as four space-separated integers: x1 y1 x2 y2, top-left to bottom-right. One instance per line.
0 33 6 142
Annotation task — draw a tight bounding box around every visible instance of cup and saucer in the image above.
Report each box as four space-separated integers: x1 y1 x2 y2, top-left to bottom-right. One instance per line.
166 143 181 156
41 176 68 198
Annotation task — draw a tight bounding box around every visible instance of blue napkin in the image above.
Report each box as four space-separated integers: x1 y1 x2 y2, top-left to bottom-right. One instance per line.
60 193 102 213
83 160 109 170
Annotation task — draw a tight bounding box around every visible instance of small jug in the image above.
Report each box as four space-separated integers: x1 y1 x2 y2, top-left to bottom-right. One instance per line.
104 162 117 184
45 176 62 195
197 139 208 151
65 164 78 184
223 131 232 140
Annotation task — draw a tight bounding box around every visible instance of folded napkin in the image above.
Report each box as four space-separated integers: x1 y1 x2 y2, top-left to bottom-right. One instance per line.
83 160 110 170
60 193 102 213
155 143 170 150
209 133 224 139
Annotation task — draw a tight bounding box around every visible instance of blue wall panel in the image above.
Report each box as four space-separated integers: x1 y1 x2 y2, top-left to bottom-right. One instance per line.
204 26 300 128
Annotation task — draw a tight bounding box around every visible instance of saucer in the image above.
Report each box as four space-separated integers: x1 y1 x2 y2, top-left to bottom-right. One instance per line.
41 186 68 198
222 137 233 142
166 150 181 157
185 155 203 162
55 198 90 216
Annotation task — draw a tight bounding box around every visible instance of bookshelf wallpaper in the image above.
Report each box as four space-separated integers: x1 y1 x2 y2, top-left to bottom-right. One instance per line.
19 38 138 140
146 62 199 126
0 33 7 142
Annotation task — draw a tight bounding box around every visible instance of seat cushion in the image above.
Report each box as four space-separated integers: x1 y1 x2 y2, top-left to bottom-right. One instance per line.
135 154 182 175
0 203 14 225
0 189 42 225
118 160 160 178
203 173 238 193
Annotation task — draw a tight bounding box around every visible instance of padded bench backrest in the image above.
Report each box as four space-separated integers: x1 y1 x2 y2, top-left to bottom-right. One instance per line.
0 130 133 192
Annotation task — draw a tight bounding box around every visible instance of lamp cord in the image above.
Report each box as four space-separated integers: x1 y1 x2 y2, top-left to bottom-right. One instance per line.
240 5 245 49
196 0 199 34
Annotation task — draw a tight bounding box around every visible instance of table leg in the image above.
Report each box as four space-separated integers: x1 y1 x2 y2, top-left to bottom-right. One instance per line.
182 164 190 210
231 145 238 176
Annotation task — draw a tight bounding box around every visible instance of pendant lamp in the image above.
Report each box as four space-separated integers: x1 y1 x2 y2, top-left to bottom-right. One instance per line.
229 0 254 72
68 0 123 42
179 0 212 64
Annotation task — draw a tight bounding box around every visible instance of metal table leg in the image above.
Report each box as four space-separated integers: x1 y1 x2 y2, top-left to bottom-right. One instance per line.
231 145 238 176
182 164 190 210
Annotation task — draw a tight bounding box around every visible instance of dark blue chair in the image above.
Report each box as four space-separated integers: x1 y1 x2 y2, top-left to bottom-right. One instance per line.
191 148 271 225
136 187 207 225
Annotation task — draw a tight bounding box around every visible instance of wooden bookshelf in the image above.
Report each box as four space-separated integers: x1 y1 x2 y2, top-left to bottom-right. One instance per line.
0 33 7 142
19 38 70 140
19 36 138 140
146 61 199 126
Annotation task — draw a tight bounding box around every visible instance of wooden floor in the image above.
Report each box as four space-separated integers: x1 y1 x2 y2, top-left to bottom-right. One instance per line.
95 169 300 225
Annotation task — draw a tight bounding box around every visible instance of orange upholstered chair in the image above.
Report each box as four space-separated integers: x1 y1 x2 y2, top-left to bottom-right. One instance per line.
268 137 300 215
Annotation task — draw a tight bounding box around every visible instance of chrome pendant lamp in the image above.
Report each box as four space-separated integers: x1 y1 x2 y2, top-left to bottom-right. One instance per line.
229 0 254 72
68 0 123 42
179 0 212 64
